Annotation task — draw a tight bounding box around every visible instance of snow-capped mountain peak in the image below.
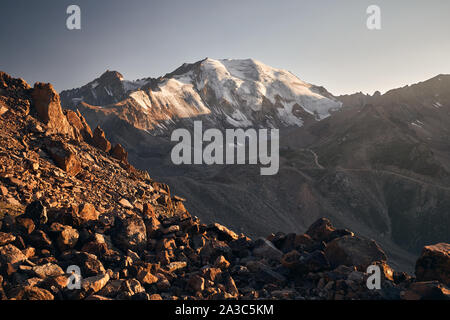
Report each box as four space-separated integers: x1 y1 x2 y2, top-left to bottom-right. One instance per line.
60 58 342 133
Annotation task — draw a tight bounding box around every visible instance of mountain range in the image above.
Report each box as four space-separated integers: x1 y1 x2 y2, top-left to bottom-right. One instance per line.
0 68 449 300
60 59 450 272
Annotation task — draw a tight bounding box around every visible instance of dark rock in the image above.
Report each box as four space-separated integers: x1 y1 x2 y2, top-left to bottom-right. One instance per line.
324 235 387 269
23 200 48 226
187 274 205 292
49 223 79 251
402 281 450 300
253 238 283 261
306 218 336 242
415 243 450 286
0 244 27 267
282 250 330 274
113 216 147 253
9 286 54 300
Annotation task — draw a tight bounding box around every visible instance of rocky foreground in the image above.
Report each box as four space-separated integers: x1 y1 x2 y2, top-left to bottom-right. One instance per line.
0 71 449 300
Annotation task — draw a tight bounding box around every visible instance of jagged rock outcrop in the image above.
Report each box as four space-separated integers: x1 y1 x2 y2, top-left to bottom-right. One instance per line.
65 110 93 143
92 126 111 153
31 83 73 137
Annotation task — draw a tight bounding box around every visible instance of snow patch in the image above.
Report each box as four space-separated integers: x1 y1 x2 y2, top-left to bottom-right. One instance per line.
197 58 341 126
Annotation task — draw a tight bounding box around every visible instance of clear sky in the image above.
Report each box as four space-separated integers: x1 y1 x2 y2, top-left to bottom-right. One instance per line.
1 0 450 95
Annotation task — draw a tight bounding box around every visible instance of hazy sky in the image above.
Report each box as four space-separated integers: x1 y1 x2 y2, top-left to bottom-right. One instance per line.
1 0 450 95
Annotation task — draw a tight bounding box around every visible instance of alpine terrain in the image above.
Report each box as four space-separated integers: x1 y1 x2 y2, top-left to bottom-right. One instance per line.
59 59 450 273
0 70 449 300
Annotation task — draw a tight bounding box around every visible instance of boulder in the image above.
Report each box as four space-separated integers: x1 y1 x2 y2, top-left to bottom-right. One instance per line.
113 216 147 253
324 235 387 269
81 273 110 295
118 198 133 209
60 251 106 277
166 261 187 273
136 269 158 285
305 218 335 242
74 203 100 224
26 230 53 250
144 215 161 239
32 263 64 279
0 185 8 196
31 82 73 136
50 223 79 250
415 243 450 285
15 217 36 235
225 274 239 297
119 279 145 296
44 140 82 176
215 255 230 269
10 286 54 300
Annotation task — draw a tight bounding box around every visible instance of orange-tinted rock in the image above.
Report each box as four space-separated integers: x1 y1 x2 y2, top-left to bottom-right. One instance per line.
77 203 100 223
65 109 93 142
44 140 82 176
10 286 54 300
402 281 450 300
110 143 128 163
92 126 111 153
32 83 73 136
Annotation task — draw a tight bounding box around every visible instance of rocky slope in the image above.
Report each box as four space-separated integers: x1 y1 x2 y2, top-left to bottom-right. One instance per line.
0 71 449 300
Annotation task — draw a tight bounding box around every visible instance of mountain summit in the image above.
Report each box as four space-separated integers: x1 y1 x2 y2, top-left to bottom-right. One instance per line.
60 58 342 133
